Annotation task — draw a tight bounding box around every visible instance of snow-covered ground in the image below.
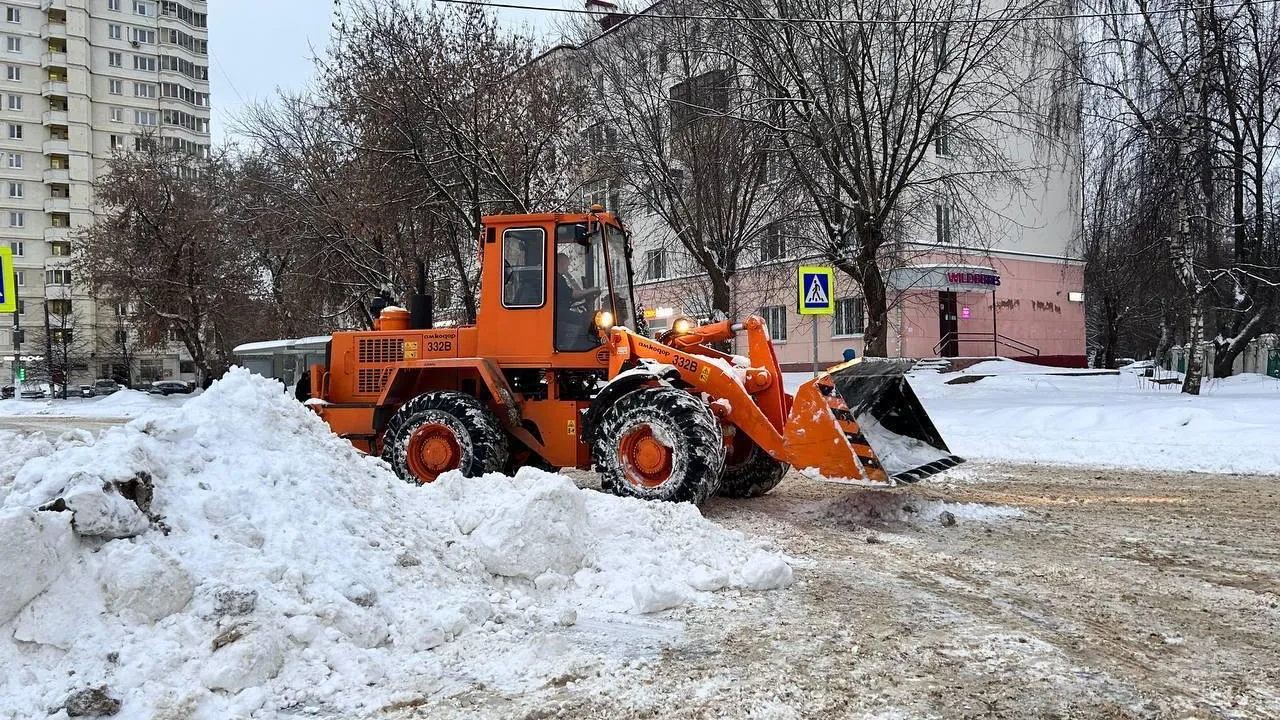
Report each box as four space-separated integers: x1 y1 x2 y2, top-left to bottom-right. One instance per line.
0 388 199 418
0 370 792 719
788 359 1280 475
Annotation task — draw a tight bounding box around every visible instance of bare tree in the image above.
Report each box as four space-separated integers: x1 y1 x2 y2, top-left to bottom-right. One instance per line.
714 0 1071 355
323 0 587 321
1079 0 1280 391
27 300 94 398
570 5 807 321
74 142 260 383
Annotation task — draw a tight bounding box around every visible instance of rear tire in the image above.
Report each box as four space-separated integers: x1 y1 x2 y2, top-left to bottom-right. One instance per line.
719 433 788 498
382 392 509 484
592 387 725 505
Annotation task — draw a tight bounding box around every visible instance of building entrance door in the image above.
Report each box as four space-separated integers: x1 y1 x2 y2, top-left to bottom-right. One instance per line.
938 291 959 357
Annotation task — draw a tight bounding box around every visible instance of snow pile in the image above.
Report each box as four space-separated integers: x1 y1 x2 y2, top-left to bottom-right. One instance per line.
0 368 791 718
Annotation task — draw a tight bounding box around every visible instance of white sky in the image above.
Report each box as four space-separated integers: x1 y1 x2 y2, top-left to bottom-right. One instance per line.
207 0 575 145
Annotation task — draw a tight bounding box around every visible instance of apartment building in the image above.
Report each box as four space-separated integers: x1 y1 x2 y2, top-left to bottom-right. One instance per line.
0 0 209 389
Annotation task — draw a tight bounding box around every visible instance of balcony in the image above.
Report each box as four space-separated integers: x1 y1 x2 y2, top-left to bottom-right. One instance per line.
40 81 68 98
41 0 69 11
43 197 71 213
42 168 69 184
40 52 67 69
44 284 72 301
43 226 70 242
41 110 67 127
39 23 66 41
42 139 69 155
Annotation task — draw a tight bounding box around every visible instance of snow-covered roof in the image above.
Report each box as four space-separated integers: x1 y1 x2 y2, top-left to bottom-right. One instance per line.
232 336 332 356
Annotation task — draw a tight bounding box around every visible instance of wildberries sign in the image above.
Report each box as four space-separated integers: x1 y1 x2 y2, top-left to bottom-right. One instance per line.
945 271 1001 287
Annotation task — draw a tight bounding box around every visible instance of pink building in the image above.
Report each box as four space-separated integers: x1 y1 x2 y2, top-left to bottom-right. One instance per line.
636 249 1086 371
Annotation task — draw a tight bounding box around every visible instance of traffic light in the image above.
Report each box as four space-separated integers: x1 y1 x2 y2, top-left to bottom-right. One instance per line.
16 367 24 381
12 329 22 344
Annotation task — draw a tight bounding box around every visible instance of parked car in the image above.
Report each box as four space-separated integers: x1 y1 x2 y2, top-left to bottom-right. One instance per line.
93 379 122 396
79 385 95 398
1 385 13 399
148 380 194 396
19 383 46 399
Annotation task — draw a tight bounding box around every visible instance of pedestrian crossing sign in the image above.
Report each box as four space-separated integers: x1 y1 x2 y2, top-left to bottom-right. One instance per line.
0 247 15 313
797 266 834 315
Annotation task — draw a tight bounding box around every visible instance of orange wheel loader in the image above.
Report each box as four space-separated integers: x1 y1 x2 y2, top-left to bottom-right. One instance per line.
304 207 961 505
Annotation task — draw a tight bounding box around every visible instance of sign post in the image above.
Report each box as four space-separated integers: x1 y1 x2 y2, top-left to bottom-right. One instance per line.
798 266 835 377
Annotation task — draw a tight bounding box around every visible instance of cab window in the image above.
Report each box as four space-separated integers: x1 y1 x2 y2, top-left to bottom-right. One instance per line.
554 223 607 352
502 228 545 308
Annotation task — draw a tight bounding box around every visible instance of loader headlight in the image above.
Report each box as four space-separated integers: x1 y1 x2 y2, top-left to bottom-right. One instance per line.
594 310 615 330
671 317 694 335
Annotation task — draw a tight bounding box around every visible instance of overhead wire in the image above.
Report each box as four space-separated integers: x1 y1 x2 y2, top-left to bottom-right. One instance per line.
424 0 1280 25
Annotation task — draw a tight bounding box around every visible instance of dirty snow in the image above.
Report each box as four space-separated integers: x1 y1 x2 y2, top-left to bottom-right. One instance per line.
0 368 791 719
785 362 1280 475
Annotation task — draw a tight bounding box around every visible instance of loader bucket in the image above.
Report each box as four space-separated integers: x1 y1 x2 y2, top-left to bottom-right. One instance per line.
782 360 962 486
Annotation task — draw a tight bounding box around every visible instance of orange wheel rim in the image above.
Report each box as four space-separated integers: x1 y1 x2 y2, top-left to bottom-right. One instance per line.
618 424 673 488
405 422 461 482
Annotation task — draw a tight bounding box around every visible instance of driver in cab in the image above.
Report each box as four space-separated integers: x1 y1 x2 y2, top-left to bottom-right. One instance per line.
555 251 603 351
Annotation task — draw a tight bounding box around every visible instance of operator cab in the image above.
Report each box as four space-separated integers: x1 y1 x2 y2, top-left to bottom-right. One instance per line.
553 216 635 352
479 207 638 368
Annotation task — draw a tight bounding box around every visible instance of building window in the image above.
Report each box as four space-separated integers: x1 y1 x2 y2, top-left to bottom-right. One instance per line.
935 118 951 157
935 203 952 244
6 122 18 138
134 1 152 16
109 79 122 94
760 223 787 262
109 0 122 10
133 82 155 98
108 51 122 67
50 241 70 256
46 268 72 285
760 305 787 342
108 133 124 149
645 248 667 280
109 24 122 40
833 297 865 336
9 210 21 225
7 181 21 197
8 240 21 256
501 228 545 308
48 299 71 315
135 109 156 126
133 55 155 71
6 93 18 110
6 36 19 53
6 153 18 169
132 27 155 44
5 8 19 22
109 106 123 122
5 64 16 80
14 269 22 286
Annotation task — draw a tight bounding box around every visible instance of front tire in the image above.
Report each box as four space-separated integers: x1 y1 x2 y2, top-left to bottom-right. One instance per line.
591 387 725 505
719 432 788 498
382 392 509 484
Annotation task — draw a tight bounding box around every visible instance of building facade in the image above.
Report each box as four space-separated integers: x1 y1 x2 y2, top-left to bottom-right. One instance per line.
563 3 1085 369
0 0 209 389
